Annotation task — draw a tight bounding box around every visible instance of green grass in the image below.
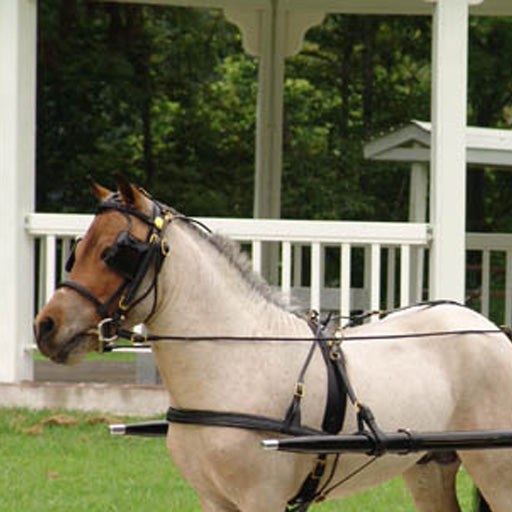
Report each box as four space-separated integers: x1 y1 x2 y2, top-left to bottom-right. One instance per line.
314 469 475 511
0 408 198 512
0 408 478 511
33 350 136 363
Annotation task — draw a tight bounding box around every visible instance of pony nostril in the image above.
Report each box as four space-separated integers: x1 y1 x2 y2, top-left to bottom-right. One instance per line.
36 316 56 344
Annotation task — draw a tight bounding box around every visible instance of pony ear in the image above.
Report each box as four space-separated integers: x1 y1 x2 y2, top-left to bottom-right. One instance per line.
88 177 113 203
114 172 148 211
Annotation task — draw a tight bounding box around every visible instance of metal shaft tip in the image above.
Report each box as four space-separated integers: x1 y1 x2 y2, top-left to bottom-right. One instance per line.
261 439 279 451
109 424 126 436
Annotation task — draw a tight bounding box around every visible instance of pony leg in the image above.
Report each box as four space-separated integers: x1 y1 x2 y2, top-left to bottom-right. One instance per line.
402 454 461 512
459 450 512 512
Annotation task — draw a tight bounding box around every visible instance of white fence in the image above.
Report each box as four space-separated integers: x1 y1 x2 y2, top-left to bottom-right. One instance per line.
26 214 430 324
466 233 512 325
26 214 512 326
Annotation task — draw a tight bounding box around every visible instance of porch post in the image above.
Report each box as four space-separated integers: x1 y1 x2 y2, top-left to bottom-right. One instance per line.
427 0 475 302
225 3 323 282
0 0 37 382
252 3 285 283
409 161 428 302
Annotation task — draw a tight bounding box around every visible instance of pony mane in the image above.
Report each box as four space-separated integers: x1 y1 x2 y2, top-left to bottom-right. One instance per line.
177 217 292 312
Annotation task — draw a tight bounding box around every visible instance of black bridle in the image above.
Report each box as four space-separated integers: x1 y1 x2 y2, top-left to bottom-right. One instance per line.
58 193 171 344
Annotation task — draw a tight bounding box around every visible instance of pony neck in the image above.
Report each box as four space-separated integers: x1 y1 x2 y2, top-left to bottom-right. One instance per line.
145 219 303 338
144 220 312 410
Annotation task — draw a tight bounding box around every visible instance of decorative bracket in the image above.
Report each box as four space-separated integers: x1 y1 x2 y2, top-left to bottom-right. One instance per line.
224 5 324 58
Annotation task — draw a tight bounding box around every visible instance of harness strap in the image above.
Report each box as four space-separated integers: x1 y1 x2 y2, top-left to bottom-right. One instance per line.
285 456 328 512
166 408 323 437
284 321 348 512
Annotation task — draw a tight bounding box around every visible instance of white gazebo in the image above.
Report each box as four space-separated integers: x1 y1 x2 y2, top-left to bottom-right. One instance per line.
3 0 512 383
364 120 512 224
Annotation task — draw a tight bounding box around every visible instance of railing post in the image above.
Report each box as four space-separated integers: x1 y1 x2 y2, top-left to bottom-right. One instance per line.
386 247 396 309
400 245 411 307
369 244 381 315
310 242 323 313
0 0 37 382
340 244 351 325
281 241 292 305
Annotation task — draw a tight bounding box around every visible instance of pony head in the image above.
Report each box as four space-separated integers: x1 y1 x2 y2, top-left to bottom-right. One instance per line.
34 175 168 364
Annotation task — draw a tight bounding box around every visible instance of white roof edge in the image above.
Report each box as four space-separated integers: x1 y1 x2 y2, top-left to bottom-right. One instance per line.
364 120 512 167
99 0 512 16
363 121 430 159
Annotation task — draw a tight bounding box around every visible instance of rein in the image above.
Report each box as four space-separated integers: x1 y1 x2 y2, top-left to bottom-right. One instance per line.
105 327 505 346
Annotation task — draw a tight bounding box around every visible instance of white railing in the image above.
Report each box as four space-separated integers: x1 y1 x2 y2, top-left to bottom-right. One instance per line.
27 213 512 326
26 213 430 323
466 233 512 325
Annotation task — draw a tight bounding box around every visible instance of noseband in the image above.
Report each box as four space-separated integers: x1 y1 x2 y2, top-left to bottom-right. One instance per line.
58 194 171 346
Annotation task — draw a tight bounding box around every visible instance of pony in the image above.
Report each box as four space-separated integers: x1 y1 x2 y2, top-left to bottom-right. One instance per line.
34 177 512 511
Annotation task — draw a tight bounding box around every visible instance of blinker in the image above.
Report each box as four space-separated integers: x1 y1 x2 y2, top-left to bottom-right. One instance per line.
64 226 167 281
102 231 151 281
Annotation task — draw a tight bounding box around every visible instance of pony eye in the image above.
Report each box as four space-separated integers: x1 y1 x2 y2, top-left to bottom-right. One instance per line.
101 247 113 261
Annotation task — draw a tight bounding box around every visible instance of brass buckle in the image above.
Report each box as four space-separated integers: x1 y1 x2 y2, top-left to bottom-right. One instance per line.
329 328 344 361
161 239 170 256
119 295 129 311
307 310 319 324
294 382 305 398
329 350 342 361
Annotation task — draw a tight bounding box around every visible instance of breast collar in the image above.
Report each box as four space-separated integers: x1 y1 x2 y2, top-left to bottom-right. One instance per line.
58 194 172 342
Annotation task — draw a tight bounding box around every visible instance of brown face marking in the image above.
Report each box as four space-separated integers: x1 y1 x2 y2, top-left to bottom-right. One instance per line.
34 179 155 364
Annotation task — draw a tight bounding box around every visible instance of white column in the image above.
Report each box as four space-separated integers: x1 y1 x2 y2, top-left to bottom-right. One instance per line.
225 3 323 283
428 0 472 302
0 0 37 382
409 161 428 223
225 5 324 221
253 3 284 221
409 161 428 302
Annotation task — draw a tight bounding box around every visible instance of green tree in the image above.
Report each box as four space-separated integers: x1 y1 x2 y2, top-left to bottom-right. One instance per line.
37 5 512 230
